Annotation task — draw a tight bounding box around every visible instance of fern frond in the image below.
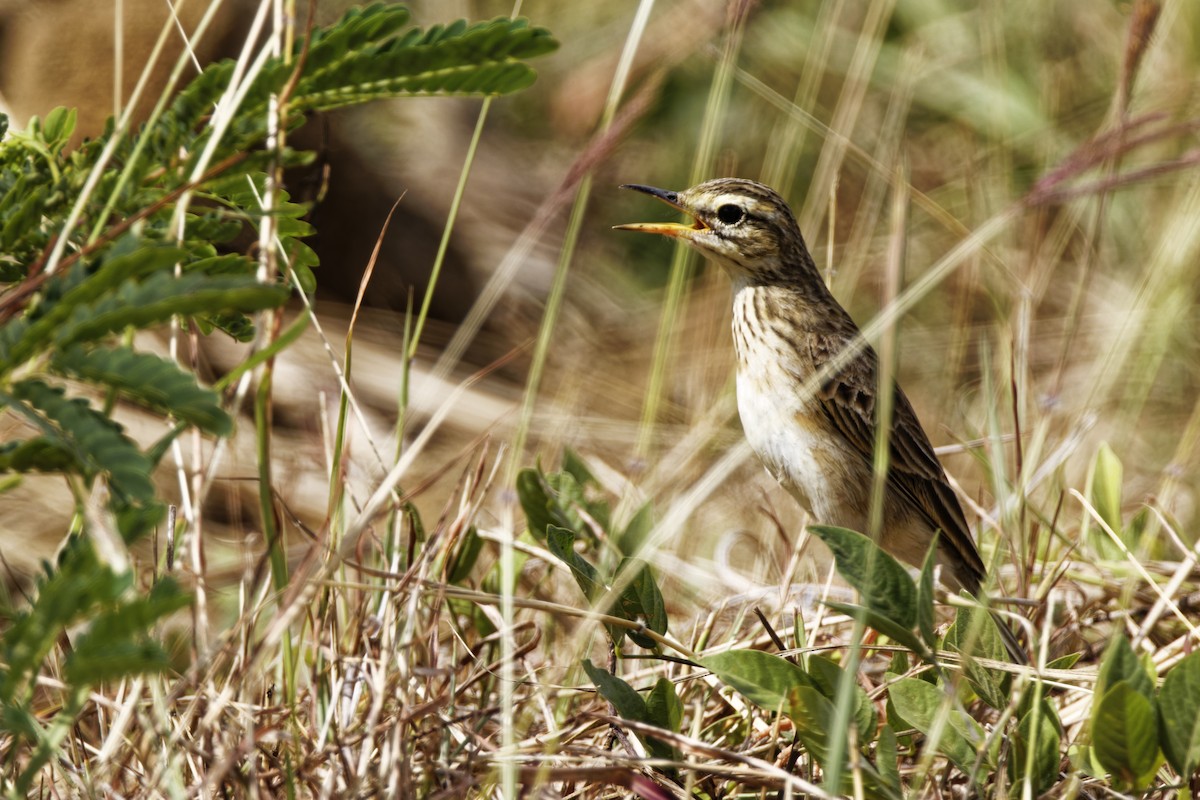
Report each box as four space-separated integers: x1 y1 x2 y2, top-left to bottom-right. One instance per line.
4 380 155 502
51 345 232 436
54 273 288 351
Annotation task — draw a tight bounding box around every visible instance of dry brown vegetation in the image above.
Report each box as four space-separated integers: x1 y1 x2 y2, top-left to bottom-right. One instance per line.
2 0 1200 797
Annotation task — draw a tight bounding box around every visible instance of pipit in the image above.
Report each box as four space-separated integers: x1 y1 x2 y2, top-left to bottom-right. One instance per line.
616 178 1002 605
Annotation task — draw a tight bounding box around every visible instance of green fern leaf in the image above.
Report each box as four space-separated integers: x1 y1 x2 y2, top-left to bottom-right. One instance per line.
0 438 78 473
63 577 191 685
52 345 232 436
0 242 188 372
5 380 155 501
54 272 288 350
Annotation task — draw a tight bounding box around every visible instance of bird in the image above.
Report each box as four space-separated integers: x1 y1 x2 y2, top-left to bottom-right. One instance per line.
615 178 1020 655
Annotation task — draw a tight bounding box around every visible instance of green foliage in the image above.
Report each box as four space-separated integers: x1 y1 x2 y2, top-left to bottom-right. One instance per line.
1087 442 1130 558
808 525 931 659
0 4 555 792
518 458 665 648
582 659 681 762
1010 699 1063 796
944 604 1011 709
51 345 232 435
0 520 188 796
1158 650 1200 779
889 676 993 775
1087 636 1162 790
700 649 896 797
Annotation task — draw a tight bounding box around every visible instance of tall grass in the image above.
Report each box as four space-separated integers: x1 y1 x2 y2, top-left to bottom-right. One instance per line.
3 0 1200 796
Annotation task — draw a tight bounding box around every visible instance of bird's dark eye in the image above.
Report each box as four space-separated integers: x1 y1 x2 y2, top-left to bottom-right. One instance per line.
716 204 746 225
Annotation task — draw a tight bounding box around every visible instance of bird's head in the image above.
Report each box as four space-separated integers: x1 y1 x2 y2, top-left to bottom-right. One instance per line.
615 178 813 286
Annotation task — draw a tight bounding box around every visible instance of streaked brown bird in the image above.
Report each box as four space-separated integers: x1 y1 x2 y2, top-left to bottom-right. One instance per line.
615 178 993 597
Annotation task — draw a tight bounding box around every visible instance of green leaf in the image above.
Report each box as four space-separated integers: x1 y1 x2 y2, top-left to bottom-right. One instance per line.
1095 635 1153 704
561 447 595 487
806 654 877 742
915 533 938 650
55 272 288 349
5 380 155 501
1011 699 1062 795
52 345 232 435
809 525 916 630
447 526 483 584
516 467 556 539
944 604 1010 708
0 438 78 473
41 107 77 150
645 677 682 734
1046 652 1084 671
888 677 990 773
0 243 188 372
645 677 684 762
1091 680 1161 789
547 526 624 644
789 683 837 761
1091 442 1123 536
615 557 667 638
582 661 678 762
614 500 653 557
582 658 646 720
700 649 813 718
1158 650 1200 777
875 725 902 794
823 600 929 660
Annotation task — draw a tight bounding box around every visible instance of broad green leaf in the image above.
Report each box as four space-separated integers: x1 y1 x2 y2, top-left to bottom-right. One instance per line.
806 654 877 742
1095 635 1153 703
1010 699 1062 795
1158 650 1200 777
615 500 653 557
888 677 989 773
809 525 916 630
944 605 1010 709
547 526 625 643
645 677 682 733
789 683 836 761
875 725 902 794
1091 680 1161 790
561 447 596 487
515 467 553 538
615 557 667 636
447 526 483 584
786 685 897 799
41 107 77 150
645 677 684 762
823 600 929 660
52 345 232 435
701 649 812 717
582 660 676 761
1046 652 1084 671
582 659 646 720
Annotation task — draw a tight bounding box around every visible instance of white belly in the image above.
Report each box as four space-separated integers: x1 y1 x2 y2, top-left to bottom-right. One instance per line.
736 366 841 520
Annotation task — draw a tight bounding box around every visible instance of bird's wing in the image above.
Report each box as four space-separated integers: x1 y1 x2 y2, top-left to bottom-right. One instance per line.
806 331 986 588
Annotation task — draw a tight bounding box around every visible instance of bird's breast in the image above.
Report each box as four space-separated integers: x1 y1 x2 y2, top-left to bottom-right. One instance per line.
732 291 860 521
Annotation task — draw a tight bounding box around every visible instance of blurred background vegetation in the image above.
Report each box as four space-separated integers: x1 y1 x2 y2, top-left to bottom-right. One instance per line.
4 0 1194 597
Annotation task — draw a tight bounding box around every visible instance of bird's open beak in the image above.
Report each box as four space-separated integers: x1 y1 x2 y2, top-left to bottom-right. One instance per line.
613 184 708 237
